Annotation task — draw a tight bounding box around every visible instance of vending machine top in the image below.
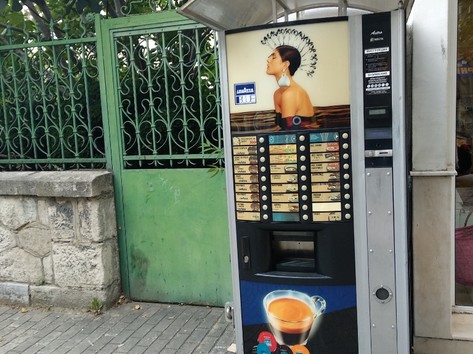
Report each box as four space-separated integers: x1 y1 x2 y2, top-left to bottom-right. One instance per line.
178 0 413 31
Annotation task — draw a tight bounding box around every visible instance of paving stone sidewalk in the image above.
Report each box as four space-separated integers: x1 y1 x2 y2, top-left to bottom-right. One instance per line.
0 301 235 354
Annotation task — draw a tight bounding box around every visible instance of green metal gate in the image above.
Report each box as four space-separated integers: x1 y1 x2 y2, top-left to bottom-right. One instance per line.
97 11 232 305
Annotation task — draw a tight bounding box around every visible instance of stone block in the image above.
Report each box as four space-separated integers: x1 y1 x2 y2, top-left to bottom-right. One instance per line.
48 200 74 230
0 172 36 195
0 196 37 230
0 282 30 306
37 199 51 226
0 247 43 283
0 171 120 310
0 171 113 198
53 240 119 288
30 283 120 309
43 254 54 284
78 197 117 242
0 225 16 251
48 200 76 242
17 223 52 257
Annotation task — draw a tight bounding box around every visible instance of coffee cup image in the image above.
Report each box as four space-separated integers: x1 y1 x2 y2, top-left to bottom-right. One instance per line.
263 290 326 346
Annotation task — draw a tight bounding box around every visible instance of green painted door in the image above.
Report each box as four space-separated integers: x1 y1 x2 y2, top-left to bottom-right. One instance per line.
97 12 232 305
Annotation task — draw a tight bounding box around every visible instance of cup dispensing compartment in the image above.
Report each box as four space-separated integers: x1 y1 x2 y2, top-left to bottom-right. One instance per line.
236 222 355 284
271 231 316 273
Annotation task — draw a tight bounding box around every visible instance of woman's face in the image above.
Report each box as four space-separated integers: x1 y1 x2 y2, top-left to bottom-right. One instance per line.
266 50 287 76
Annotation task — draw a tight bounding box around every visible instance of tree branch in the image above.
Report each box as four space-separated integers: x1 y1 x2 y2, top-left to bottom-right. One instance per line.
22 0 64 39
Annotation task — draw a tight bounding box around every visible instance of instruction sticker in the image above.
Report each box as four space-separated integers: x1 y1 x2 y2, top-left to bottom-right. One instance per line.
364 46 391 95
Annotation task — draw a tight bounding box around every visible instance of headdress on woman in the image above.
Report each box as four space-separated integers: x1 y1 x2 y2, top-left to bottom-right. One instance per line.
261 28 318 77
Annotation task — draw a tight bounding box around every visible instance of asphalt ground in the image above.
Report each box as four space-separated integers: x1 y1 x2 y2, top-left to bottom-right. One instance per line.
0 300 236 354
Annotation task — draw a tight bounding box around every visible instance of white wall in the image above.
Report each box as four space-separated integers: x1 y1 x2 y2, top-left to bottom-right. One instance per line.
410 0 457 173
409 0 459 345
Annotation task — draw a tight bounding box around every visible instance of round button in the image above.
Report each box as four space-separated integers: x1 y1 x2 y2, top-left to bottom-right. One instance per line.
301 175 307 181
300 155 306 162
299 135 306 142
344 184 350 189
301 165 307 171
262 186 267 191
263 214 269 220
344 174 350 180
303 214 309 221
343 163 350 169
344 194 351 199
302 205 308 211
302 195 308 201
259 147 265 153
260 166 266 172
343 153 350 159
345 203 351 209
343 143 349 149
342 133 349 139
259 137 265 143
260 157 266 163
302 185 308 191
345 213 352 219
262 195 268 201
300 145 306 152
263 204 268 210
261 176 267 182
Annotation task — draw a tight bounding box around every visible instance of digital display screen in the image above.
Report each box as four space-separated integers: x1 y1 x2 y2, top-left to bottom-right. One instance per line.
365 128 392 140
368 108 387 116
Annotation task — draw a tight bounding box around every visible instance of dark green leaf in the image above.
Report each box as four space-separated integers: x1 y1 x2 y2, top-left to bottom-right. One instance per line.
75 0 86 14
89 0 101 13
11 0 22 11
0 0 8 11
64 0 75 14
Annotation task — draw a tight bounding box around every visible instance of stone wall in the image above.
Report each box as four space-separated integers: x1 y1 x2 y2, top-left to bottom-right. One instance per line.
0 171 120 309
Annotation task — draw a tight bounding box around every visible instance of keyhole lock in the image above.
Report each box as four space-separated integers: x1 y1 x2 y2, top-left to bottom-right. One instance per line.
373 285 393 304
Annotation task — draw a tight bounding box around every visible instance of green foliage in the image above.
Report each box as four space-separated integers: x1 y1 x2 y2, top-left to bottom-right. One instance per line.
66 0 101 15
203 140 225 176
0 0 190 19
0 0 192 43
89 297 103 315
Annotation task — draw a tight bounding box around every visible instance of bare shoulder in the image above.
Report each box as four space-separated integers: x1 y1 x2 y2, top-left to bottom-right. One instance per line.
281 86 298 100
274 88 283 100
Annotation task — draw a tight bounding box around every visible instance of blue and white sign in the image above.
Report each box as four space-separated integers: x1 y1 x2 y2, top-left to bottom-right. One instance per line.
235 82 256 105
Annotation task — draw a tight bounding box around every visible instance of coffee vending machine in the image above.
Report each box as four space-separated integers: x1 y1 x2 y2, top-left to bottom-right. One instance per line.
220 9 409 354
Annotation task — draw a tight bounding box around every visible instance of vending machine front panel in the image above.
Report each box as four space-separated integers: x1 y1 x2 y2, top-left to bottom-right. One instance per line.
223 17 357 354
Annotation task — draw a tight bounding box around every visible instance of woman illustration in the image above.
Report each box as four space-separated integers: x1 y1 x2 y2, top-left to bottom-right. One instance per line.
267 45 314 130
261 29 318 130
